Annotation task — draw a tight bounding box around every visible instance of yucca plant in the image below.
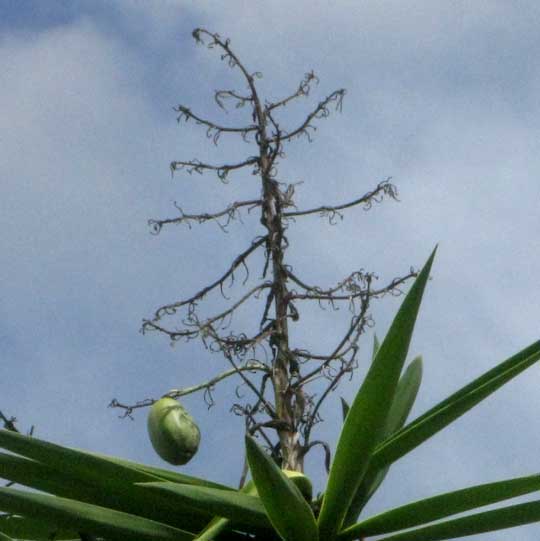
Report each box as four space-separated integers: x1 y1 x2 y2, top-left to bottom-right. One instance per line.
2 248 540 541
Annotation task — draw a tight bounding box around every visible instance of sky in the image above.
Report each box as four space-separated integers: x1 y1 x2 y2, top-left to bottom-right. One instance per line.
2 0 540 538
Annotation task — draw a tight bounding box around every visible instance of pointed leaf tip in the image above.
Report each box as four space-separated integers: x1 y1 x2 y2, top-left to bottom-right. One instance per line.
340 397 350 422
318 250 435 540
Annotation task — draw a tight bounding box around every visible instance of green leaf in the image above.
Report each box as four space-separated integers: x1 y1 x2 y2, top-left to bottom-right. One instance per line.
383 355 423 434
89 450 231 490
0 531 14 541
0 451 104 501
0 487 193 541
194 516 228 541
340 397 350 422
245 435 318 541
0 429 230 491
138 482 269 527
374 498 540 541
372 333 380 360
0 515 76 541
339 473 540 540
193 481 259 541
0 429 160 487
317 247 436 540
0 438 212 531
371 338 540 470
344 355 423 525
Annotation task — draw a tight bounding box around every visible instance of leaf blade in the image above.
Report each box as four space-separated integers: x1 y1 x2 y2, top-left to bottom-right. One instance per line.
193 481 259 541
0 487 193 541
344 355 423 525
371 339 540 470
0 443 212 531
0 515 76 541
88 450 231 489
138 482 269 527
317 248 436 540
340 397 350 422
374 499 540 541
0 429 158 487
339 473 540 539
245 435 318 541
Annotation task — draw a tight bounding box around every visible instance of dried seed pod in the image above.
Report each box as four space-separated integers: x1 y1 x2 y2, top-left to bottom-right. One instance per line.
147 397 200 465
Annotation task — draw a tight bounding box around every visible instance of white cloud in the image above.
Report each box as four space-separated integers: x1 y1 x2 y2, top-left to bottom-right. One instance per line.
2 3 540 538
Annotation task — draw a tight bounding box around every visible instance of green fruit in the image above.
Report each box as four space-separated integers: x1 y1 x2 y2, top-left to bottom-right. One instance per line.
147 397 200 465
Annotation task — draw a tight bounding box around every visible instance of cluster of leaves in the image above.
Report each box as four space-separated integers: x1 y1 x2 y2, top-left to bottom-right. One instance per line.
2 249 540 540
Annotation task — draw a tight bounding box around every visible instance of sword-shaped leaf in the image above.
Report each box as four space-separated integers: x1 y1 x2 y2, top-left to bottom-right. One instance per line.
371 339 540 470
138 482 269 527
0 429 230 492
193 481 259 541
339 473 540 540
0 487 193 541
340 337 380 424
89 450 231 489
0 515 76 541
372 333 381 359
0 451 101 500
0 451 209 531
245 435 318 541
0 532 13 541
317 248 436 540
344 355 423 525
340 397 350 422
374 498 540 541
383 356 424 439
0 429 160 487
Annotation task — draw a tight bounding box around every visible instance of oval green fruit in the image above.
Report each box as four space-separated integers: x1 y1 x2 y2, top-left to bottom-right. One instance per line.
147 397 201 465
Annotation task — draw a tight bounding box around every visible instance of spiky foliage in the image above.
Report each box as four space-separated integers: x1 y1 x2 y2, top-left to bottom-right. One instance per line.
2 250 540 541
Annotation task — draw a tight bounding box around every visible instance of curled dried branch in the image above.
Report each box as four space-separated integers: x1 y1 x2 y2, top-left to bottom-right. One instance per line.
174 105 257 145
170 156 259 182
286 266 417 304
270 88 346 143
215 89 253 111
143 236 267 327
201 282 273 330
148 199 262 234
301 440 331 473
266 71 319 112
224 352 276 418
109 361 270 418
284 178 398 221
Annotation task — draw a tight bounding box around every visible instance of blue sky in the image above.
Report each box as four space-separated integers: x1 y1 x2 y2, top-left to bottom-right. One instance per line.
2 1 540 538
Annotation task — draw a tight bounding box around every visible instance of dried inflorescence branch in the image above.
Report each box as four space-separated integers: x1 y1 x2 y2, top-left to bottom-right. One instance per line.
109 361 269 418
269 88 346 144
174 105 257 145
148 199 262 233
111 28 415 474
284 178 398 224
169 156 259 182
266 71 320 112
